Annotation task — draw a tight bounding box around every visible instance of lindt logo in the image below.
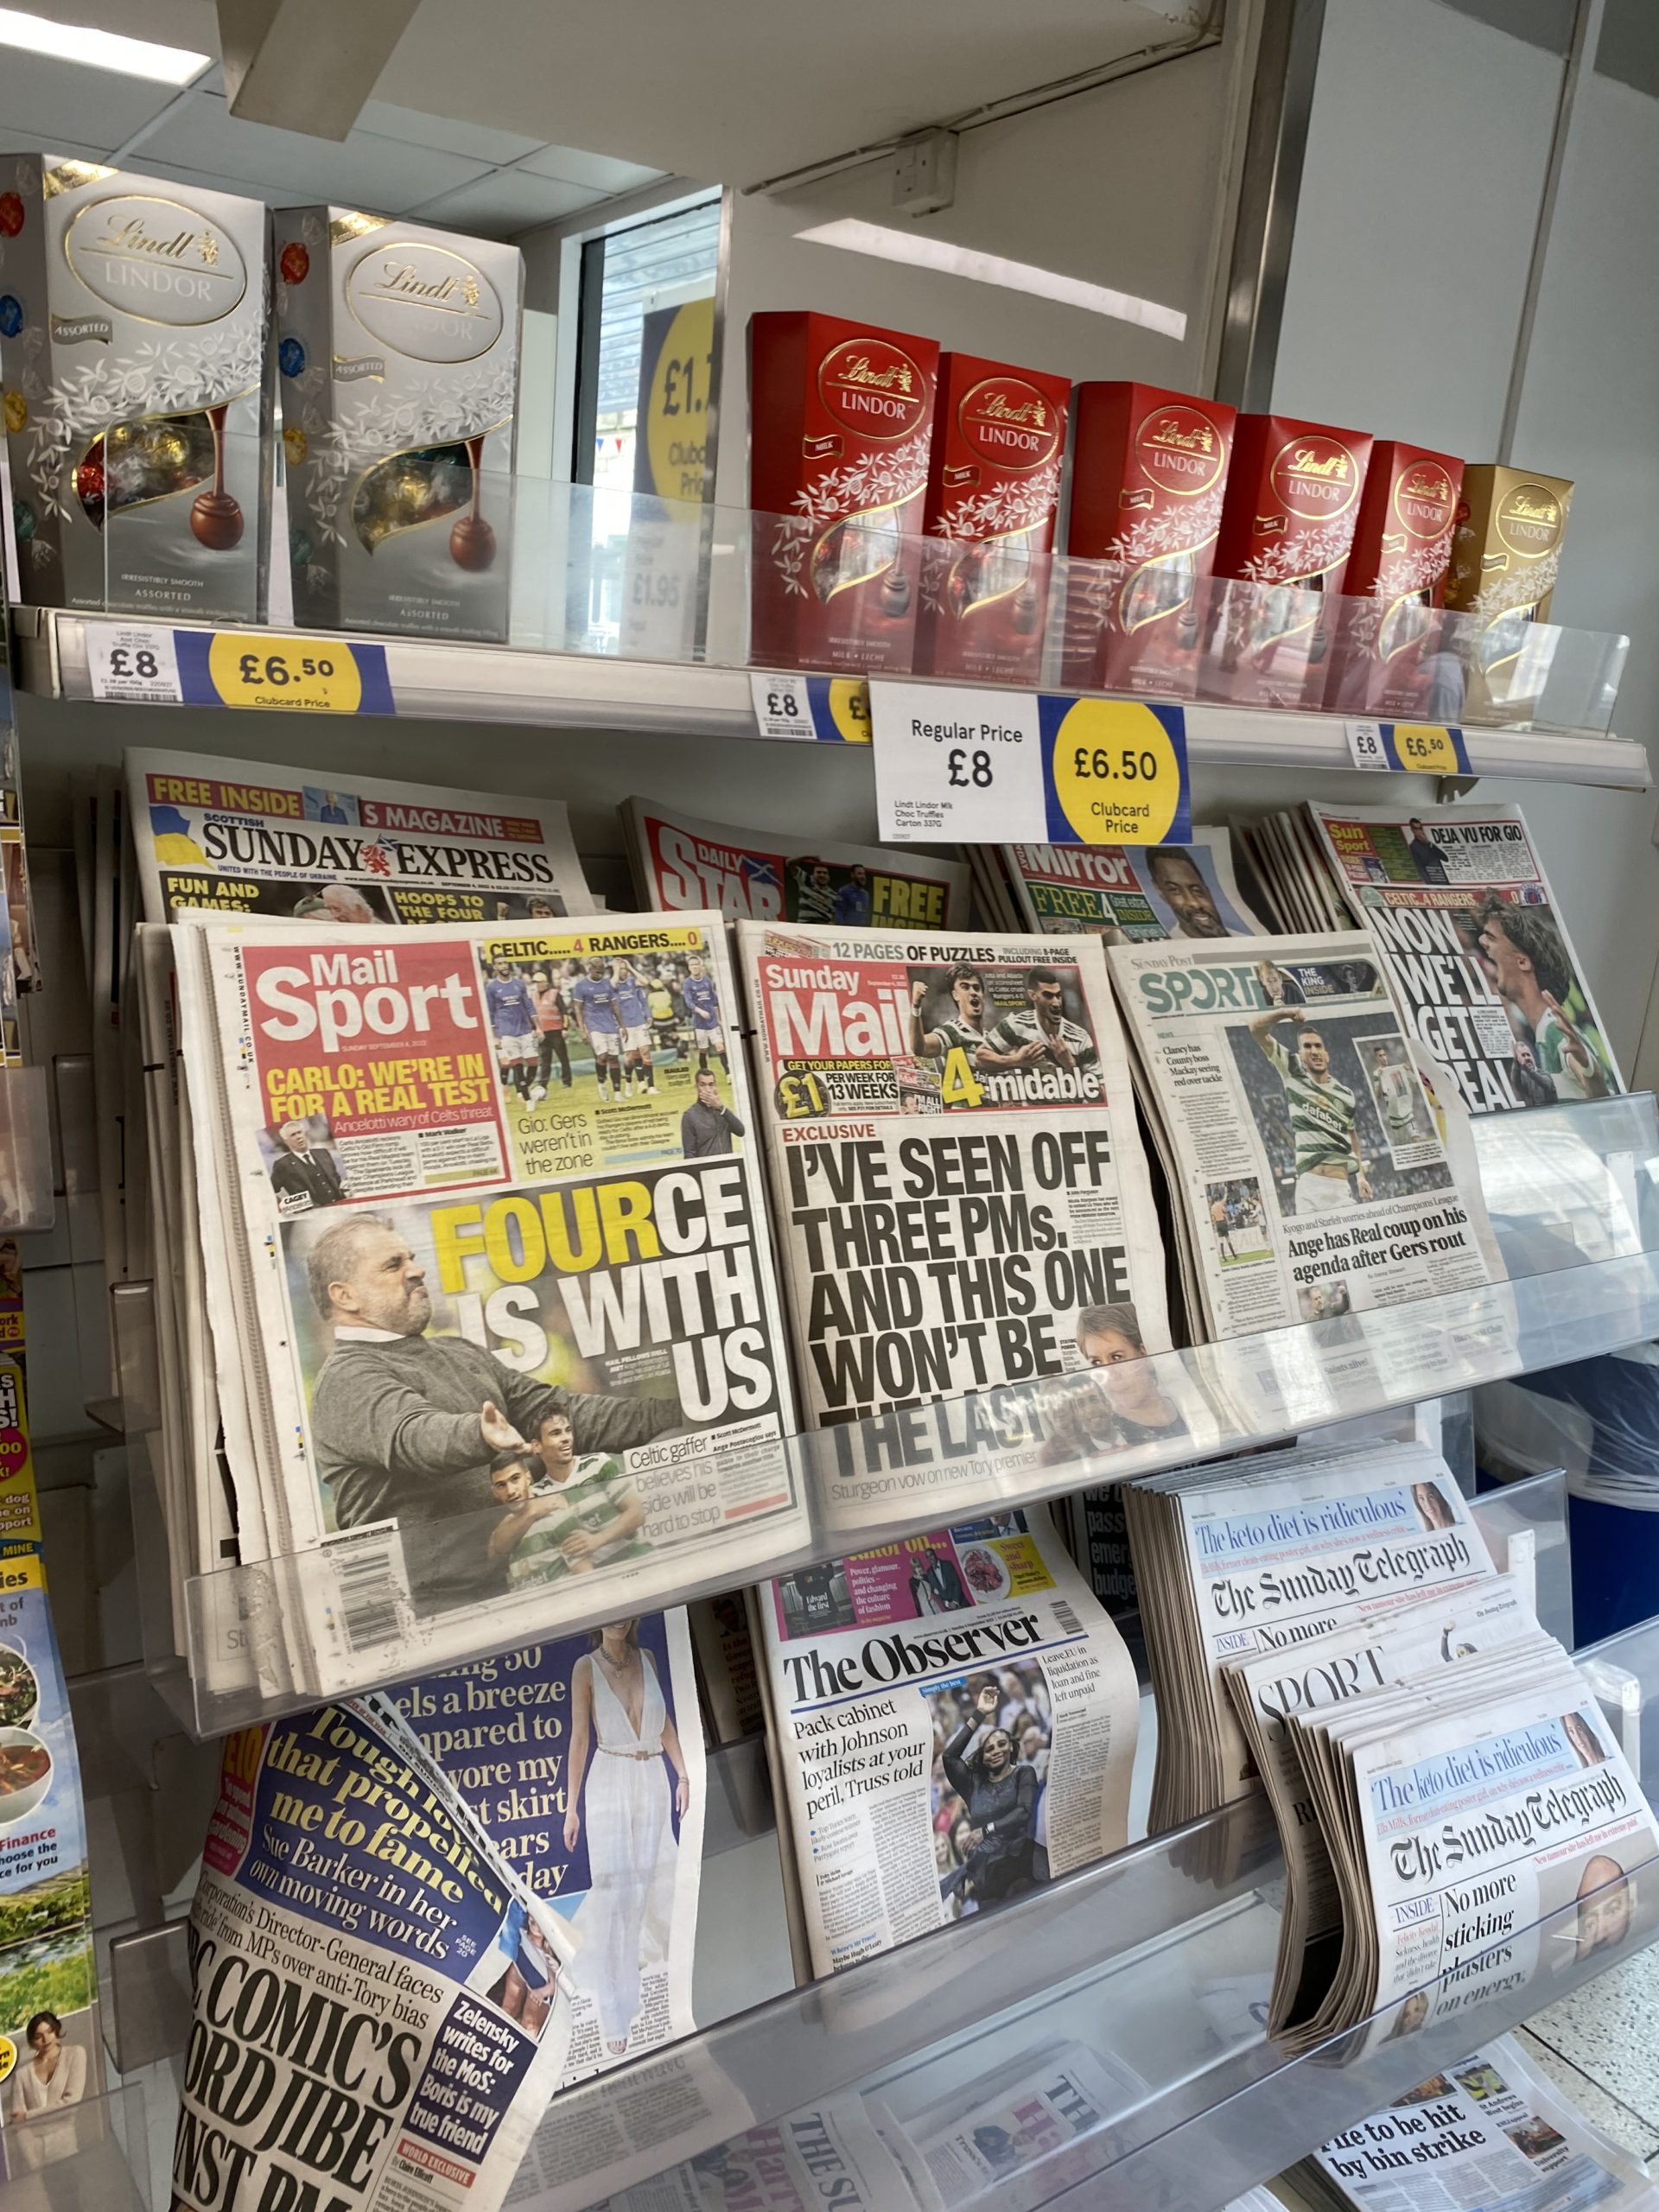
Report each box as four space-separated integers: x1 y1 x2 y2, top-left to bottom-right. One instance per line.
1392 464 1457 539
1136 403 1225 497
958 376 1060 469
66 194 248 326
1497 484 1565 556
817 338 929 442
346 240 505 366
1270 433 1360 521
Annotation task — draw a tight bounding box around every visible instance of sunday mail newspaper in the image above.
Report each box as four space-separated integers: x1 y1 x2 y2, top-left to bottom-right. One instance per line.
1307 802 1622 1113
1001 830 1265 944
1110 931 1500 1340
176 912 802 1694
128 746 590 925
737 920 1171 1528
758 1507 1137 1981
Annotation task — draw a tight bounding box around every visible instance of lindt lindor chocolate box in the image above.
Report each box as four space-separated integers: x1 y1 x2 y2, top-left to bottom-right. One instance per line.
0 156 271 617
915 352 1070 684
1326 441 1464 715
1061 383 1236 696
276 208 523 641
1210 412 1373 707
749 312 939 674
1443 464 1573 721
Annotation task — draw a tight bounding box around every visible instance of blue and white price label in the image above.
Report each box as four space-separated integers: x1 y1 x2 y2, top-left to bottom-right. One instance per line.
1345 720 1471 775
748 672 872 744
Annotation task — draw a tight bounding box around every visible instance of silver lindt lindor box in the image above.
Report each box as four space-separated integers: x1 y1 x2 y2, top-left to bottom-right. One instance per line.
276 208 524 642
0 155 272 617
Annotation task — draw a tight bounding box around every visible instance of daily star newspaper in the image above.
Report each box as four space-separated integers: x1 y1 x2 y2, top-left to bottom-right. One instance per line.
1109 931 1501 1342
127 747 591 925
174 912 802 1696
1306 803 1622 1113
172 1694 575 2212
1000 830 1265 944
736 921 1172 1530
623 798 970 931
757 1506 1138 1981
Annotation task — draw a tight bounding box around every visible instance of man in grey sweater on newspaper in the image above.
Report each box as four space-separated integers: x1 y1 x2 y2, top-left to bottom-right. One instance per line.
306 1213 679 1611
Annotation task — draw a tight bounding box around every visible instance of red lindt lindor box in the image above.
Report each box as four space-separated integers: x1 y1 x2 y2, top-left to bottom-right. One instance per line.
1209 412 1374 706
1327 441 1465 715
748 312 940 674
914 352 1071 684
1062 384 1237 696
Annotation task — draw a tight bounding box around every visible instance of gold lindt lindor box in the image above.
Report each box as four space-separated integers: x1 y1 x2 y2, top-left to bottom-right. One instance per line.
1444 465 1573 718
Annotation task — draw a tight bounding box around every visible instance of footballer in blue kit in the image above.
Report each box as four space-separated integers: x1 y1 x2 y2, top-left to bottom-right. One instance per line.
485 955 540 1099
570 958 626 1101
610 957 658 1097
680 953 729 1077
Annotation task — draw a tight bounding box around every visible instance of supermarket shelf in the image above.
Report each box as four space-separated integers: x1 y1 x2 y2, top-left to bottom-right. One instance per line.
11 604 1649 790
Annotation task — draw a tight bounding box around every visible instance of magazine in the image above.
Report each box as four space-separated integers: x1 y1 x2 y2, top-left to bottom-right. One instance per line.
756 1506 1138 1981
126 747 591 925
1306 804 1623 1113
736 919 1172 1529
172 1694 575 2212
1109 931 1502 1343
390 1617 705 2082
1000 830 1266 944
172 911 803 1694
623 798 969 931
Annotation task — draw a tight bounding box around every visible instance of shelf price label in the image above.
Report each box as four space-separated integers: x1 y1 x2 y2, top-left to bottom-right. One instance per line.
1043 696 1190 847
200 632 393 715
1345 720 1471 775
86 622 183 704
749 671 871 744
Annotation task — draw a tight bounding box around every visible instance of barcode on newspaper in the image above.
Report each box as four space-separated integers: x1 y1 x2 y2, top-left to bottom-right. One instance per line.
1052 1600 1084 1637
327 1530 407 1652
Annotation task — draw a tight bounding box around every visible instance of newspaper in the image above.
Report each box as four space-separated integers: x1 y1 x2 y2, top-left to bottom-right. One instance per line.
173 1695 575 2212
173 912 803 1694
1306 804 1622 1113
127 747 591 925
1001 830 1266 944
1301 2036 1659 2212
756 1506 1138 1980
1110 931 1502 1342
545 2097 919 2212
737 920 1171 1528
623 798 969 931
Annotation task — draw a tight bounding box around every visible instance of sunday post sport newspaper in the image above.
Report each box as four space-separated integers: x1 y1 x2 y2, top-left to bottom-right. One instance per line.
1109 931 1500 1340
175 912 802 1695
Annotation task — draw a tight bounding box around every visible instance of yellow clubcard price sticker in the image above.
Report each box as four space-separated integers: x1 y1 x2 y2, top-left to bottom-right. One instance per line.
1046 696 1190 845
1345 719 1471 775
208 632 365 713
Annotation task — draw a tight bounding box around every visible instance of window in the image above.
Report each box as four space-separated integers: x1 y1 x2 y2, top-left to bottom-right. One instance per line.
574 196 721 496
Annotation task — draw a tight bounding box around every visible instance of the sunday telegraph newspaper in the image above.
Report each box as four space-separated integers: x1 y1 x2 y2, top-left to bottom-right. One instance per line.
735 920 1172 1529
1001 830 1265 944
127 746 591 925
174 912 801 1695
1306 803 1623 1114
756 1507 1138 1980
173 1695 575 2212
1302 2036 1659 2212
1110 931 1501 1341
623 798 970 931
538 2098 918 2212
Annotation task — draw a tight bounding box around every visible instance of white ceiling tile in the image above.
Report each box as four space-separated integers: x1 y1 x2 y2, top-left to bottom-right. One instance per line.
515 144 664 194
139 91 489 209
407 168 601 236
0 135 107 168
356 100 542 166
124 156 292 208
0 51 177 149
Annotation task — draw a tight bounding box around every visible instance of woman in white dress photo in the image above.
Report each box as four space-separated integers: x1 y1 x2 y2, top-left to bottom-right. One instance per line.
563 1620 691 2056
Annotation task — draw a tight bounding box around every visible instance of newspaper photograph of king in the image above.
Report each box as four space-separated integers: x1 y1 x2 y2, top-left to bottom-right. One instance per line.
302 1211 681 1610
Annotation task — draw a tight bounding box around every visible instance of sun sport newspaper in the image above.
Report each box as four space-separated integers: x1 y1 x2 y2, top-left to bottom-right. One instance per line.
1109 931 1501 1341
1307 804 1623 1114
173 1695 575 2212
736 920 1172 1529
390 1617 705 2084
757 1506 1138 1980
1302 2036 1659 2212
126 747 592 925
624 798 970 931
174 911 802 1695
1001 830 1266 944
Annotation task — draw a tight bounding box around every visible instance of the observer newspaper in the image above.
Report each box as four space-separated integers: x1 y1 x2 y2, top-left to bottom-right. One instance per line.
1110 931 1499 1340
757 1507 1137 1981
737 920 1171 1528
623 798 971 931
126 747 592 925
1306 803 1623 1114
172 1694 575 2212
175 912 802 1695
1001 831 1265 943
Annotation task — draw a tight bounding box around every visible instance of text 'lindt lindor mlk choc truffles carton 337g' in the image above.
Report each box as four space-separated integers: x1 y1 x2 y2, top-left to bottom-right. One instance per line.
1443 463 1574 720
1061 383 1236 698
276 208 523 642
914 352 1070 684
0 156 272 618
1325 440 1464 717
748 311 939 674
1208 411 1374 707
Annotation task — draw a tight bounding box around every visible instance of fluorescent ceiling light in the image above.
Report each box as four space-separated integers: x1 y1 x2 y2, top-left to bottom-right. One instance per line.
0 7 208 83
796 217 1186 341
